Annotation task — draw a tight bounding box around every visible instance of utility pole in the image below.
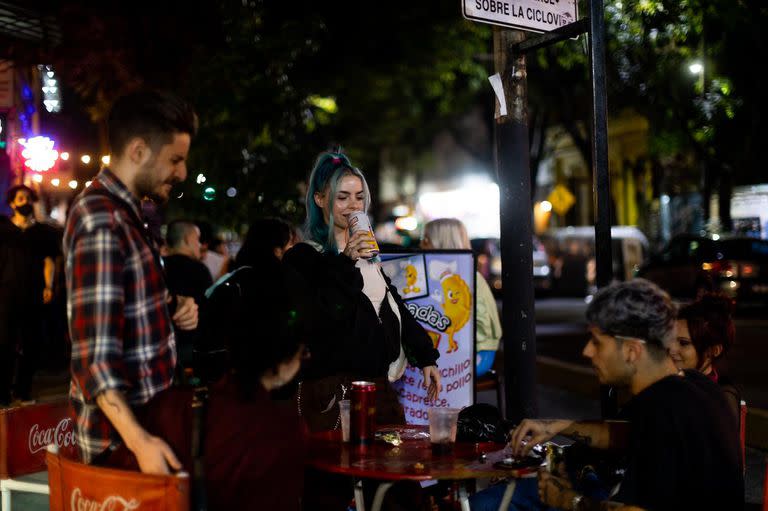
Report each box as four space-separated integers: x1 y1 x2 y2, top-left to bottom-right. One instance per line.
494 27 538 423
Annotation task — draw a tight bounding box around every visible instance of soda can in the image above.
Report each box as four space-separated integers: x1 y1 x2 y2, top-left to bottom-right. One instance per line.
350 381 376 445
347 211 380 256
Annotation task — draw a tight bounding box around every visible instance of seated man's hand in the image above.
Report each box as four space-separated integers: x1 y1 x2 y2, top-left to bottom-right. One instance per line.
131 433 182 475
538 470 577 510
509 419 573 457
172 295 198 331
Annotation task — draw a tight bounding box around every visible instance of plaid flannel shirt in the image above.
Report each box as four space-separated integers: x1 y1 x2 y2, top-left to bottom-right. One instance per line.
64 169 176 463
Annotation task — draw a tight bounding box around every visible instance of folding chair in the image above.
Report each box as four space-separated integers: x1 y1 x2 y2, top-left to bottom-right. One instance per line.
46 447 189 511
0 399 77 511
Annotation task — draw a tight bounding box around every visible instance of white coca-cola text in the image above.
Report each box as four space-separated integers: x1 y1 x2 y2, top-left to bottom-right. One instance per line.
70 488 140 511
28 418 77 454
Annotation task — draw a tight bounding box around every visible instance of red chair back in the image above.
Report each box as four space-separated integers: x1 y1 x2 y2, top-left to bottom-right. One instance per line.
763 457 767 511
46 449 189 511
0 399 78 478
740 400 747 473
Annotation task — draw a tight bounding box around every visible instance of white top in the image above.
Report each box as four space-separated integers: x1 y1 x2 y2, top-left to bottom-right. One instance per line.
356 259 388 314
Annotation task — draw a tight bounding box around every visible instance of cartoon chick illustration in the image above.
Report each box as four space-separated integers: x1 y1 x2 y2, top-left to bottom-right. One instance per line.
441 274 471 353
403 264 421 294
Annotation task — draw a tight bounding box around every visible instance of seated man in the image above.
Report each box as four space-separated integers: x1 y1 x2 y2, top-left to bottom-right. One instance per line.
505 280 743 510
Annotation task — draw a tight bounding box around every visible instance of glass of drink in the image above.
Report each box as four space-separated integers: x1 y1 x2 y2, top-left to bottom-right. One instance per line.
339 399 351 442
429 407 459 455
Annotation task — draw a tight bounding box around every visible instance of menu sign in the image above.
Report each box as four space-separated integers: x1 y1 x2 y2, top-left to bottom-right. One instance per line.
381 251 475 425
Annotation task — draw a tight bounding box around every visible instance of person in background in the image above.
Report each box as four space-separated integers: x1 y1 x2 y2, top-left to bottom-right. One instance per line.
198 221 229 280
421 218 501 378
163 219 213 370
667 293 740 423
64 90 199 473
0 184 60 404
233 216 297 269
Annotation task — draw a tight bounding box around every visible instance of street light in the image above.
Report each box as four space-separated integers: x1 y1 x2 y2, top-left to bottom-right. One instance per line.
81 154 91 164
688 62 704 75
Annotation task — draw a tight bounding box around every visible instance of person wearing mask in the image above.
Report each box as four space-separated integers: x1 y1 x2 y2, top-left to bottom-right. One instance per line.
421 218 501 378
283 150 441 430
0 185 59 404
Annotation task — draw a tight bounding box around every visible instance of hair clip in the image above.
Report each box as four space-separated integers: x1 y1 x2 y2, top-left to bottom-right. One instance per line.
331 157 341 164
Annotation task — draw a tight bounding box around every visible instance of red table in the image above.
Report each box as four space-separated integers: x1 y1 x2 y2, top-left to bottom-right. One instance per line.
307 425 540 511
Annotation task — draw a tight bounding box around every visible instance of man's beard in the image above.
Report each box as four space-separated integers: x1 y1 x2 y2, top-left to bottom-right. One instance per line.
135 158 176 204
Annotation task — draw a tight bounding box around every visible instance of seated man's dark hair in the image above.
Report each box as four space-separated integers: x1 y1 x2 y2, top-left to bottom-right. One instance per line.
108 90 198 157
586 279 676 360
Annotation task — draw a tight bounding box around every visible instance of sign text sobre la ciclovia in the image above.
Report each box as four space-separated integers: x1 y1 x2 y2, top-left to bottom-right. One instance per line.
465 0 577 34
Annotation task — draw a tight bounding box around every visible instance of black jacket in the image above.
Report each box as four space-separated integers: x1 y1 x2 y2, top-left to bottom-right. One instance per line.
283 242 439 380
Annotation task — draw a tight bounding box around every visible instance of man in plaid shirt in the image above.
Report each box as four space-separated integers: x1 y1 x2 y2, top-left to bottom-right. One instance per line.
64 91 199 474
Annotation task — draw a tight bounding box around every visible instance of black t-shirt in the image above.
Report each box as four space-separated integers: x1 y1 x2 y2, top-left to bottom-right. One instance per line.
0 217 61 305
615 370 743 510
162 254 214 307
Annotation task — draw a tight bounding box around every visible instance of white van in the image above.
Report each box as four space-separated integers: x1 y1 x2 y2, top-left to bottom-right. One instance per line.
540 226 649 295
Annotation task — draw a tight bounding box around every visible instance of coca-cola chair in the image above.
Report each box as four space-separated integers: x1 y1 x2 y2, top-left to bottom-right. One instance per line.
46 447 190 511
0 399 77 511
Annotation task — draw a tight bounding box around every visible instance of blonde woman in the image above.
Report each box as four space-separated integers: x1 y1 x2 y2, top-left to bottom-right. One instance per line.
421 218 501 377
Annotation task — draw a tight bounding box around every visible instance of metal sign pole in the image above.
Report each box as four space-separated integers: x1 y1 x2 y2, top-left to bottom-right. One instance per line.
494 27 538 423
587 0 617 418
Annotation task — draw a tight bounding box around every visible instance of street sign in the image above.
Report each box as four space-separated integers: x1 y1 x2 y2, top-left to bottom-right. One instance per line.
462 0 578 34
547 183 576 216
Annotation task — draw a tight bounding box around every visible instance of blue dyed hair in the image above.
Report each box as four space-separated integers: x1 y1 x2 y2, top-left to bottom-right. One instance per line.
304 150 371 253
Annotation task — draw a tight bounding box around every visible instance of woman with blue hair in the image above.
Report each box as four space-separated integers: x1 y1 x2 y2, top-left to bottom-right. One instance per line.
284 149 441 431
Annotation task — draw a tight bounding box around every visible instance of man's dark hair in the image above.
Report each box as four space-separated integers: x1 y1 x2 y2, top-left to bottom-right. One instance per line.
166 219 198 250
108 90 198 157
6 184 38 205
586 279 676 360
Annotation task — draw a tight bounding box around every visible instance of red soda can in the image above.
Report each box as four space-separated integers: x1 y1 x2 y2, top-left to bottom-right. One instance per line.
350 381 376 445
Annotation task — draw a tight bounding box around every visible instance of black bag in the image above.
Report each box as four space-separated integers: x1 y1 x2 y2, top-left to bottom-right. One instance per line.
456 403 515 443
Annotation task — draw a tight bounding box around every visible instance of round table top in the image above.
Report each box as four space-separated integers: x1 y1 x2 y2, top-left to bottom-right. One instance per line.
307 425 542 482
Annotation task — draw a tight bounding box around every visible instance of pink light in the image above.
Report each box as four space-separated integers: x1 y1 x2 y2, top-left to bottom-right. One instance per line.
19 136 59 172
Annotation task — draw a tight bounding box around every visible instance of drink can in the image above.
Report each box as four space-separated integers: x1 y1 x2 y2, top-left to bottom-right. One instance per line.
350 381 376 445
347 211 380 256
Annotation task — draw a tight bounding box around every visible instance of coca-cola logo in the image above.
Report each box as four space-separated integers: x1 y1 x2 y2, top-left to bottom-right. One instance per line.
28 418 77 454
70 488 140 511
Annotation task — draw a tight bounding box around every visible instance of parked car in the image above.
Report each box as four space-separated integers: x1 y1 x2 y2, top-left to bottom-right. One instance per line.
637 235 768 309
470 237 552 296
